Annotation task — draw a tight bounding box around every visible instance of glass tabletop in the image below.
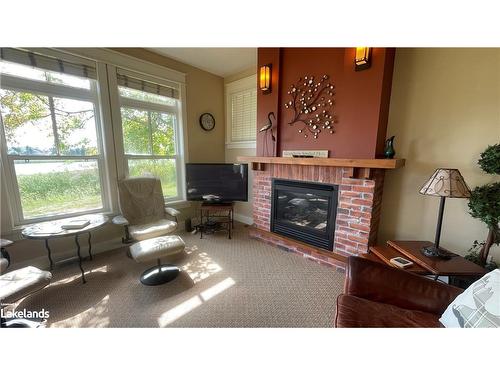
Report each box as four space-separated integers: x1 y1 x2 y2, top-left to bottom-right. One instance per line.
22 213 109 239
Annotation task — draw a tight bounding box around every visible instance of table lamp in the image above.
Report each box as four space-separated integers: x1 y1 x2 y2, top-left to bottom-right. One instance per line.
419 168 471 258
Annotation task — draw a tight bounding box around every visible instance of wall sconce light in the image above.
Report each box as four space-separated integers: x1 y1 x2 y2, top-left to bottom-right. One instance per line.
260 64 272 94
354 47 371 71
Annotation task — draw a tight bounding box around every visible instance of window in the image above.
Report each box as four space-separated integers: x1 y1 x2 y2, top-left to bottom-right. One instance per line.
0 48 187 228
225 75 257 148
115 69 183 201
0 49 108 223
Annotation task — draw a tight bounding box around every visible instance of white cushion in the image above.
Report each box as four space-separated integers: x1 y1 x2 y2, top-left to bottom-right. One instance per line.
129 219 177 241
118 177 166 225
0 266 52 303
130 235 185 263
440 269 500 328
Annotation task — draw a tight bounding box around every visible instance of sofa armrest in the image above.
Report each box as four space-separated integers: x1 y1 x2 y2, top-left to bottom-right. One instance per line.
345 256 463 315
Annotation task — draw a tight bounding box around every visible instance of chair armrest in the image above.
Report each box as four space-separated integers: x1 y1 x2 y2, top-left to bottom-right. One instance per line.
0 257 8 273
1 239 13 248
112 215 129 226
164 207 181 217
344 256 463 315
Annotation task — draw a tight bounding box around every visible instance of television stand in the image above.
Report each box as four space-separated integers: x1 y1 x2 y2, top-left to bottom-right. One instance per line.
198 202 234 239
202 200 227 205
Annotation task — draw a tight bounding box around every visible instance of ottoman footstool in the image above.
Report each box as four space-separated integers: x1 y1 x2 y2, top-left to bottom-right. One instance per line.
129 235 185 286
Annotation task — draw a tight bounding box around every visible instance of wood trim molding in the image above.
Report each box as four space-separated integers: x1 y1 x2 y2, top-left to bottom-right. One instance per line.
58 48 186 84
238 156 405 170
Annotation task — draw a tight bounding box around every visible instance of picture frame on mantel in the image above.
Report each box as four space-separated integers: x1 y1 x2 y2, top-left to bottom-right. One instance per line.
282 150 329 158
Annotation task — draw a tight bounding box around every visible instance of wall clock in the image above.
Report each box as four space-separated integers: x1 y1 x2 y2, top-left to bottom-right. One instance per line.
199 113 216 131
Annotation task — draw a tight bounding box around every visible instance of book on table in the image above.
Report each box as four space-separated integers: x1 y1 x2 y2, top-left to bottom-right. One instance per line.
61 219 90 230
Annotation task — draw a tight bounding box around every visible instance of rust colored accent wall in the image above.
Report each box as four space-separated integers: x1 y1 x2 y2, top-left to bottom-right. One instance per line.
257 48 395 158
375 48 396 156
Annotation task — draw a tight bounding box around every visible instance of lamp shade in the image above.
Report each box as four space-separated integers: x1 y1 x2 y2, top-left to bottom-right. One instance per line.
419 168 471 198
259 64 271 93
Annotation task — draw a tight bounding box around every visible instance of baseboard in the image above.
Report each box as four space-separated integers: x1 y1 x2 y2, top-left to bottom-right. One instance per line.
233 213 253 225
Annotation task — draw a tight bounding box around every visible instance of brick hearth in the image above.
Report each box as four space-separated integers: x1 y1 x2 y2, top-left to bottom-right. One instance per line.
250 164 385 268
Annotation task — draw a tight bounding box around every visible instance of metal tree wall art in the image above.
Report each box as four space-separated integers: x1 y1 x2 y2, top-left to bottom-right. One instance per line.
284 75 336 139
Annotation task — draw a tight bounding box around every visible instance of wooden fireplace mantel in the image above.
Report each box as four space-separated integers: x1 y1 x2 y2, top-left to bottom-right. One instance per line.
237 156 405 177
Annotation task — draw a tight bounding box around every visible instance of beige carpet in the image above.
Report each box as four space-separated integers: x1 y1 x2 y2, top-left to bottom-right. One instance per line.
16 223 345 327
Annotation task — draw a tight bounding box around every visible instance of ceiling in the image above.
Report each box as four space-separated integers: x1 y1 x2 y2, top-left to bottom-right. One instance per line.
149 48 257 78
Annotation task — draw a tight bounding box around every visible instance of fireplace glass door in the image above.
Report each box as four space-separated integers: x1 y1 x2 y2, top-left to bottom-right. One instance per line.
271 179 338 251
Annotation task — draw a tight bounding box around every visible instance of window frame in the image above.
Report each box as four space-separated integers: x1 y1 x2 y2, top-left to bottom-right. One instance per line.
0 68 111 225
225 74 257 149
107 66 186 203
0 48 188 233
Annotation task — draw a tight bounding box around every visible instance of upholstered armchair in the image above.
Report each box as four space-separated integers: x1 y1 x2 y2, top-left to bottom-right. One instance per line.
1 238 12 267
1 241 52 328
112 177 181 243
335 256 463 328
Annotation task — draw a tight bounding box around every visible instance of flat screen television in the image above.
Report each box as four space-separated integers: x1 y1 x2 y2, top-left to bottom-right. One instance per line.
186 163 248 202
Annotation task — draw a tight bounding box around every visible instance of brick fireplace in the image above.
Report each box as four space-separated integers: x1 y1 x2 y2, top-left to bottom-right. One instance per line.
246 48 400 269
246 161 388 270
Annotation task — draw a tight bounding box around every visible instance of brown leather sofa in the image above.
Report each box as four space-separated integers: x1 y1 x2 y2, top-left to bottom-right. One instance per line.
335 256 463 327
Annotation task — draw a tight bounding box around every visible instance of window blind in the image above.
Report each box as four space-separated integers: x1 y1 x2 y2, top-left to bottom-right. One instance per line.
116 68 179 99
0 48 97 80
231 88 256 142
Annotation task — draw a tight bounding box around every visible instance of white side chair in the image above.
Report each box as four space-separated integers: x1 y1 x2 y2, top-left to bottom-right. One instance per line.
0 238 12 268
112 177 181 243
112 177 185 285
1 242 52 328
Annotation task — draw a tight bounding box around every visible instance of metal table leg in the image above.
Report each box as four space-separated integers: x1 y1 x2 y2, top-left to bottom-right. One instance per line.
45 239 54 270
200 208 203 239
87 231 93 260
122 225 133 244
75 234 86 284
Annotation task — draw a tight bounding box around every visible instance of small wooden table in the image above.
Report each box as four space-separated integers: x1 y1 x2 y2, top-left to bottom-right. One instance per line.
199 202 234 239
368 240 487 281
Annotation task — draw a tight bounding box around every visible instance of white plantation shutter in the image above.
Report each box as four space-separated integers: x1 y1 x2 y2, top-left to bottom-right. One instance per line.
230 88 256 142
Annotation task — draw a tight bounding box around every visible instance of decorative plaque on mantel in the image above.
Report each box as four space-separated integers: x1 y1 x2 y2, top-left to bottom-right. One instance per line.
282 150 329 158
